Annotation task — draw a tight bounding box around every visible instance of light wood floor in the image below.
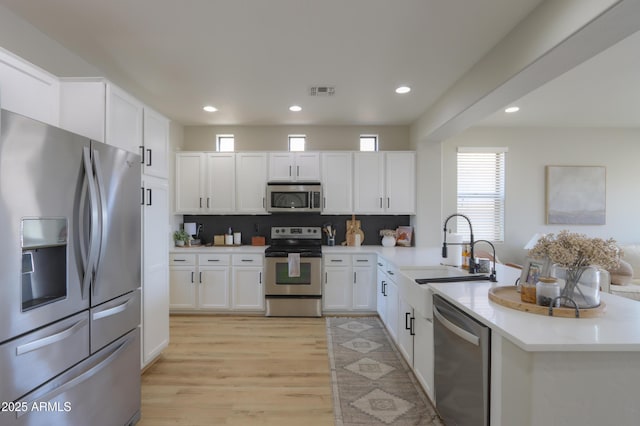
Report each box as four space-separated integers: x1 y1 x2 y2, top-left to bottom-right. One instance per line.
138 315 334 426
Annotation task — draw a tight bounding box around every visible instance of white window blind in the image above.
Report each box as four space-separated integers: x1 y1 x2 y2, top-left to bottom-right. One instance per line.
456 147 507 242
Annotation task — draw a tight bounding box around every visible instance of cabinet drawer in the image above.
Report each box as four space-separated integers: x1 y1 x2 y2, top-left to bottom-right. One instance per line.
376 256 388 271
353 254 376 266
170 253 196 265
232 254 263 266
200 254 231 266
386 262 400 280
324 254 351 266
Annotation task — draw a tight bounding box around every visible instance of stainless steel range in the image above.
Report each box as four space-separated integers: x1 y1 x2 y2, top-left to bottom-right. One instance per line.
265 226 322 317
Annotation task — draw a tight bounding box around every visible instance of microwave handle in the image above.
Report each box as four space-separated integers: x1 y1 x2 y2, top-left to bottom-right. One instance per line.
310 191 314 209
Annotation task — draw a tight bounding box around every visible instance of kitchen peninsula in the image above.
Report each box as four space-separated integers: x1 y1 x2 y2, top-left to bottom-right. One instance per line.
169 244 640 425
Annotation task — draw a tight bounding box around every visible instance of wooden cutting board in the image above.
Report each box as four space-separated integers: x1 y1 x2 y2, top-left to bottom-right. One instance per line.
346 215 364 246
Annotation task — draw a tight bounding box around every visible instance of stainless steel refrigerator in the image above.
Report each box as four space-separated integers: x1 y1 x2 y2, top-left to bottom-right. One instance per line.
0 109 141 425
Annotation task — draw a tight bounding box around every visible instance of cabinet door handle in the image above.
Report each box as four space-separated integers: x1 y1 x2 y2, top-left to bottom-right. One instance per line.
146 188 152 206
173 259 186 262
199 198 202 208
330 259 343 263
353 272 356 284
146 148 152 166
379 197 383 208
263 197 266 208
325 272 328 283
191 272 194 283
208 259 219 262
387 197 390 209
241 259 253 262
377 262 383 267
139 145 145 164
356 259 368 263
405 312 411 330
387 270 394 276
207 197 210 208
323 197 326 209
199 272 202 283
297 165 300 177
259 272 262 284
410 317 415 336
382 281 387 296
289 165 292 177
140 187 144 205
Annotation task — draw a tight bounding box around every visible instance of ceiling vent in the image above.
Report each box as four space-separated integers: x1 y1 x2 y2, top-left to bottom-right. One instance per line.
309 86 335 96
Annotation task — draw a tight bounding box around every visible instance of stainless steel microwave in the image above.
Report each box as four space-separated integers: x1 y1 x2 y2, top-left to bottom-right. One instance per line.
266 183 322 213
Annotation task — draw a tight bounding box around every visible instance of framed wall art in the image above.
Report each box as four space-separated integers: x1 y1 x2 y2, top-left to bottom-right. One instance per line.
545 165 606 225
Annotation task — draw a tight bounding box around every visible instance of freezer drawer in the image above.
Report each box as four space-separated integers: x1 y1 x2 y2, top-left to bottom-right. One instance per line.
1 328 141 426
0 311 90 403
90 289 140 353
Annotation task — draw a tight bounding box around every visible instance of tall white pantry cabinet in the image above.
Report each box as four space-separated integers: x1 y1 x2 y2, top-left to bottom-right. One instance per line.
58 78 171 368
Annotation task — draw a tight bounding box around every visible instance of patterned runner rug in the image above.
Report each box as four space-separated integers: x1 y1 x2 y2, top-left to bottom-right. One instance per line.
326 317 443 426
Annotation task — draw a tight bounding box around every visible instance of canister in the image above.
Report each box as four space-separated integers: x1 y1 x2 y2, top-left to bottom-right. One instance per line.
536 277 560 307
233 232 241 245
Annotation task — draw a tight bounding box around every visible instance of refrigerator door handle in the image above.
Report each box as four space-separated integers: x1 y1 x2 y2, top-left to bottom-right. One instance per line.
82 147 100 299
16 334 134 419
16 318 88 356
92 149 109 295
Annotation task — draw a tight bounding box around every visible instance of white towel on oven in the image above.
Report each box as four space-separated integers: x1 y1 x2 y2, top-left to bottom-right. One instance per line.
288 253 300 277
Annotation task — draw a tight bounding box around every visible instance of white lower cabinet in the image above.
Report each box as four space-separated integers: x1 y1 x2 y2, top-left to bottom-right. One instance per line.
199 266 230 309
232 254 264 310
323 254 376 312
376 260 388 322
384 278 399 342
413 313 435 403
397 295 415 366
169 251 264 312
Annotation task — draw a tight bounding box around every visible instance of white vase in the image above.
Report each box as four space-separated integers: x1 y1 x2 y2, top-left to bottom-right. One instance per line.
381 235 396 247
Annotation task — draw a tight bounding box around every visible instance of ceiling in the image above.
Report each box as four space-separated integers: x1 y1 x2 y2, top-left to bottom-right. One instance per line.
479 28 640 128
0 0 546 126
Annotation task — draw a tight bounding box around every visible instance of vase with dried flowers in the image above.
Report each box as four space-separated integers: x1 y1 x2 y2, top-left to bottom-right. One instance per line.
528 230 619 308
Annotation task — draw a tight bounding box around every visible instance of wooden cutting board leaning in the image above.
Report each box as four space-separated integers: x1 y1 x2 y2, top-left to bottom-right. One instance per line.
345 214 364 246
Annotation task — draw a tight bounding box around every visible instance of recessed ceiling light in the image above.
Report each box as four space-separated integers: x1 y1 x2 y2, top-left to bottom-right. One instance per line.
289 105 302 112
505 106 520 113
395 86 411 94
203 105 217 112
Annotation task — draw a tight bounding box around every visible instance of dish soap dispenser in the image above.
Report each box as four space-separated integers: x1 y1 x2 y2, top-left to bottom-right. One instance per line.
225 227 233 245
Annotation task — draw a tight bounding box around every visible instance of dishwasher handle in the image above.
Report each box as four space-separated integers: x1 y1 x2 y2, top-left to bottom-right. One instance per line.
433 305 480 346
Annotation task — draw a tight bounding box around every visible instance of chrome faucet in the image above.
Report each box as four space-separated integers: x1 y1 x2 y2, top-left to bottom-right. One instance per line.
471 239 497 282
442 213 477 274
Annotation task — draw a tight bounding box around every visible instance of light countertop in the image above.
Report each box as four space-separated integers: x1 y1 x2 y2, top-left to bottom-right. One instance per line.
425 264 640 352
170 245 267 254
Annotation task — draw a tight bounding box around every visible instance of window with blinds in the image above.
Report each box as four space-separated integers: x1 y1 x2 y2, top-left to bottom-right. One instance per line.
456 147 507 242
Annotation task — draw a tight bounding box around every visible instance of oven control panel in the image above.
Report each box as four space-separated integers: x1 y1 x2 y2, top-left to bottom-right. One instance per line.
271 226 321 239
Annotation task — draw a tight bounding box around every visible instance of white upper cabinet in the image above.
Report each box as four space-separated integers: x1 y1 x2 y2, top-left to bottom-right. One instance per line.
354 152 415 215
353 152 385 213
236 153 267 213
0 47 59 126
175 152 205 213
205 153 236 213
142 107 169 179
385 152 416 214
268 152 320 182
60 78 169 172
175 153 236 214
106 84 144 155
321 152 353 214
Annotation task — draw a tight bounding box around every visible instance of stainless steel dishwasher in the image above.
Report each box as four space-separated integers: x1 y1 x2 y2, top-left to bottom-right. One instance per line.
433 294 490 426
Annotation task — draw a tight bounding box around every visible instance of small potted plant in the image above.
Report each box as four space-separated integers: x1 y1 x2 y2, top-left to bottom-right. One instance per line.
173 230 190 247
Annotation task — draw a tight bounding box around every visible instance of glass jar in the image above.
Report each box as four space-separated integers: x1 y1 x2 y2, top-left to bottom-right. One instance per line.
520 279 536 304
536 277 560 307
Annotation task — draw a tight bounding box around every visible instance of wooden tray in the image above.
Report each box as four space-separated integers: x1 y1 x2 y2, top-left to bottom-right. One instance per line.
488 286 606 318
